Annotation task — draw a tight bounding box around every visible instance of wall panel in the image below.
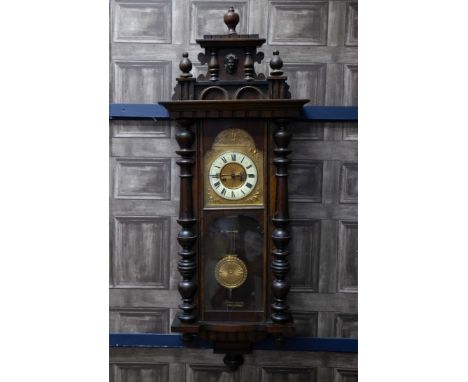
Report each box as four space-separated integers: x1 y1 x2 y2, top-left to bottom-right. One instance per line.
268 1 328 46
343 64 358 106
340 162 358 204
345 3 358 47
289 161 323 202
110 363 170 382
187 364 240 382
260 367 317 382
283 63 327 105
113 0 172 43
337 221 358 293
289 220 321 291
113 60 172 103
111 216 170 289
335 313 358 338
110 307 170 333
114 158 172 200
334 368 358 382
112 120 172 139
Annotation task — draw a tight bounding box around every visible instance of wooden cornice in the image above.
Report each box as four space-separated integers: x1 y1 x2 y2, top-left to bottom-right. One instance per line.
159 99 309 119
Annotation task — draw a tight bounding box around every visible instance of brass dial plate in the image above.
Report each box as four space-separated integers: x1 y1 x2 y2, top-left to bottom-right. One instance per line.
214 255 248 289
220 162 246 189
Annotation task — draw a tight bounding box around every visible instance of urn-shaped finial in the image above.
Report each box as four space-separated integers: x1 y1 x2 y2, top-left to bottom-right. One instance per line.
224 7 239 35
179 52 193 78
269 50 284 76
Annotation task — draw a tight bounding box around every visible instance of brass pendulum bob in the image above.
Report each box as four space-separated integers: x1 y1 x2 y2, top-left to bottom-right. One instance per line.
214 229 247 289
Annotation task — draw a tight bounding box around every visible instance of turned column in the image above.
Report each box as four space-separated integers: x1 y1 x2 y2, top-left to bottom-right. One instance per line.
208 48 219 81
175 118 197 323
244 48 254 81
271 118 292 323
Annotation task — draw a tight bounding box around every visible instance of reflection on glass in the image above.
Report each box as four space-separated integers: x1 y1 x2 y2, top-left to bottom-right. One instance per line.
204 215 263 313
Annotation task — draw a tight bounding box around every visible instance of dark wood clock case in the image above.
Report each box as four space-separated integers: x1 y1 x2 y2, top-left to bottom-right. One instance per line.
160 7 309 370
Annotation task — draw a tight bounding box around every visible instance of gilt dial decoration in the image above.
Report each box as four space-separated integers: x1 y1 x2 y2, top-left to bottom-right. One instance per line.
209 151 258 200
204 128 263 207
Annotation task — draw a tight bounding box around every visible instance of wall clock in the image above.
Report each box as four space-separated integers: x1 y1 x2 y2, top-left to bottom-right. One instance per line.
160 7 309 370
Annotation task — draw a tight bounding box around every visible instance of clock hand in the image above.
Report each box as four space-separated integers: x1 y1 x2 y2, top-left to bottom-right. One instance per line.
229 172 245 178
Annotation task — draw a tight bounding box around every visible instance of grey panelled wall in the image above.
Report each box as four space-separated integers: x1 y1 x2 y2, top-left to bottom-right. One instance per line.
110 0 357 380
110 348 358 382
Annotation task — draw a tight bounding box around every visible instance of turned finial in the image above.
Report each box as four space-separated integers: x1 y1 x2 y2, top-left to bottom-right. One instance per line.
269 50 284 76
224 7 239 35
179 52 193 78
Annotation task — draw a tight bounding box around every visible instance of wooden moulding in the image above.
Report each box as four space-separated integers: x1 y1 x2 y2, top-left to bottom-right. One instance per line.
170 320 295 364
196 37 266 49
171 318 295 341
160 99 309 119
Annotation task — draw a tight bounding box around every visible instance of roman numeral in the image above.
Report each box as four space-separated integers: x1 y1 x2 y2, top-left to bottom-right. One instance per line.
210 173 220 178
231 153 236 161
231 191 235 198
221 188 226 195
246 182 253 189
246 164 252 169
241 189 245 195
248 173 255 178
221 156 227 163
214 181 220 188
214 165 221 169
241 156 245 163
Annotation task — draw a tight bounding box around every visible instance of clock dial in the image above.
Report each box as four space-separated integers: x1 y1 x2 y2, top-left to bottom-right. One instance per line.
209 151 258 200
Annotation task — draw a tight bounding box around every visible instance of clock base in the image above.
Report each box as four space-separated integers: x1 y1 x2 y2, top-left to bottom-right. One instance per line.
171 318 295 371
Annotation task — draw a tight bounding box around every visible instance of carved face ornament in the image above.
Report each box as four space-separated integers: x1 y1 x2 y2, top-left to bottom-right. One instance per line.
224 53 238 74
